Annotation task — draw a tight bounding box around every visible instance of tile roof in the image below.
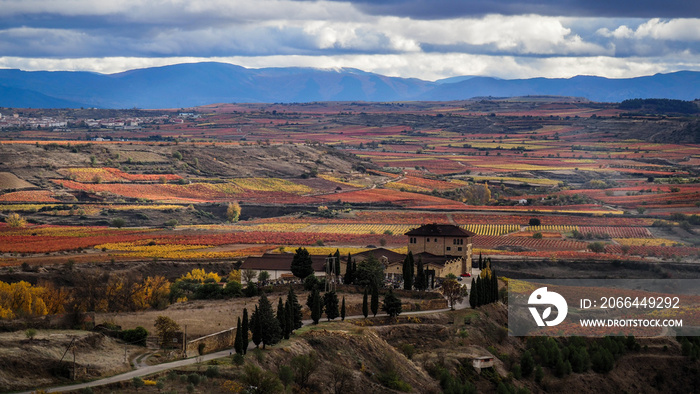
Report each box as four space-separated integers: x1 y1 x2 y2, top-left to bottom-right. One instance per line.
405 223 476 237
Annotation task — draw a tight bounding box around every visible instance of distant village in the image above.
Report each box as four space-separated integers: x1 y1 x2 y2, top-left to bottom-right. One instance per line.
0 112 199 135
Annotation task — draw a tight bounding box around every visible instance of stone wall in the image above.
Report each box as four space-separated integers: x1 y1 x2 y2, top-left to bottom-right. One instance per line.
185 327 236 357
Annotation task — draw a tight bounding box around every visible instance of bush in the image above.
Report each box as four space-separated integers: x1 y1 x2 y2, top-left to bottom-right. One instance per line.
120 326 148 346
533 232 543 239
132 377 145 388
187 373 201 386
377 369 411 392
223 281 242 297
232 353 245 365
25 328 37 340
398 343 415 359
278 365 294 387
303 274 320 291
291 352 318 387
110 218 126 228
205 365 220 378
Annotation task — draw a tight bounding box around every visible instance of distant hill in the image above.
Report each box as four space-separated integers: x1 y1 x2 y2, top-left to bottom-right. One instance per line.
0 63 697 108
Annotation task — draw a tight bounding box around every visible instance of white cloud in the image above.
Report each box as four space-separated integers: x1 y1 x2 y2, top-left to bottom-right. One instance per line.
597 18 700 41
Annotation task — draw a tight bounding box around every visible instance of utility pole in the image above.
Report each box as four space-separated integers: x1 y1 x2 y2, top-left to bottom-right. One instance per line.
183 325 187 357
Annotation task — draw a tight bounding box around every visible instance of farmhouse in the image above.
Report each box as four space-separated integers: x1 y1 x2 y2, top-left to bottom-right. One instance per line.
344 224 475 281
241 224 474 285
405 223 475 277
239 253 328 283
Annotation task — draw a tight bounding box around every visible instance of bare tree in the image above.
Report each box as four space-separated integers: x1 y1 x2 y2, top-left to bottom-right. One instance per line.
242 269 258 284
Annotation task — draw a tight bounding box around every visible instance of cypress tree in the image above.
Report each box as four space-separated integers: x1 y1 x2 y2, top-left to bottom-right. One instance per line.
334 249 341 276
362 288 369 318
478 252 483 270
284 300 292 339
371 285 379 317
341 296 346 321
324 291 339 321
251 305 262 348
469 277 477 308
402 251 414 290
311 289 322 324
234 317 243 354
258 293 282 349
483 272 491 304
491 270 499 303
344 253 354 284
414 258 426 291
286 287 303 330
277 297 287 339
242 307 249 354
475 276 483 307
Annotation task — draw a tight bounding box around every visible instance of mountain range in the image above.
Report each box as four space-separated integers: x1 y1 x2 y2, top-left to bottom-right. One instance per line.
0 62 697 109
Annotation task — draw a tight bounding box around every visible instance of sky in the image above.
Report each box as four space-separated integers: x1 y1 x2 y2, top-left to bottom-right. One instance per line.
0 0 698 81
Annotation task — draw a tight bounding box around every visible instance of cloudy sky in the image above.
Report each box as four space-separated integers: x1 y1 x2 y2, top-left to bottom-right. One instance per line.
0 0 698 80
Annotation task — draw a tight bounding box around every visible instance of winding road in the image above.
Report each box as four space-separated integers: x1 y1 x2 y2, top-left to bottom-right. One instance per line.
19 291 471 394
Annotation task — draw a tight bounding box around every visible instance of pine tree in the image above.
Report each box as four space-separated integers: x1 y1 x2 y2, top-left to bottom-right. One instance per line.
311 289 322 324
258 293 282 349
324 291 339 321
362 288 369 318
341 296 346 321
242 307 249 354
291 247 313 279
382 289 402 318
277 297 287 340
234 317 243 354
286 287 303 330
251 305 262 348
402 251 414 290
469 277 477 308
414 258 426 291
371 285 379 317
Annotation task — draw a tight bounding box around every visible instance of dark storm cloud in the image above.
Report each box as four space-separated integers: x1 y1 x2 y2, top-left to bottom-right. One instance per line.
323 0 700 19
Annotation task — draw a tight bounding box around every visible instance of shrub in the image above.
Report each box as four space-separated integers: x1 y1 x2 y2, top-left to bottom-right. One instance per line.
187 373 201 386
377 368 411 392
110 218 126 228
291 352 318 387
398 343 415 359
232 353 245 366
120 326 148 346
205 366 220 378
132 377 145 388
278 365 294 387
25 328 37 340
